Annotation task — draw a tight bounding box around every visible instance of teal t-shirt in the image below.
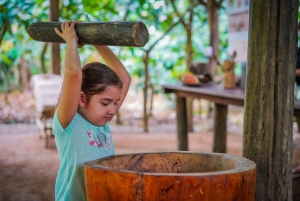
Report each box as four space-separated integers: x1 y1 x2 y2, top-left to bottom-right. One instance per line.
52 112 115 201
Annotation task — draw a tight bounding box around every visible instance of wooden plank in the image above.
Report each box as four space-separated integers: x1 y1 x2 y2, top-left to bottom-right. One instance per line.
27 21 149 47
243 0 298 200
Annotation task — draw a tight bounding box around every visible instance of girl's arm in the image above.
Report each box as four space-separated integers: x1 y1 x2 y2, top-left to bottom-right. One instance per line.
54 21 82 128
93 45 131 111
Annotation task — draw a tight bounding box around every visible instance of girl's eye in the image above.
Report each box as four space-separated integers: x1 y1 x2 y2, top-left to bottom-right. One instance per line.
102 103 109 106
114 102 119 106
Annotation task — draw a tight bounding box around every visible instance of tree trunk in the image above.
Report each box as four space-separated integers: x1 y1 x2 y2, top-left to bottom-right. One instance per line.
206 0 219 76
20 58 30 92
28 21 149 47
40 42 48 74
142 52 149 132
13 65 20 88
186 11 194 133
243 0 298 200
149 83 154 117
50 0 60 75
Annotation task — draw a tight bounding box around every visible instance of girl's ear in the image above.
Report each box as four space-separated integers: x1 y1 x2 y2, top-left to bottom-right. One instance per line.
79 92 86 107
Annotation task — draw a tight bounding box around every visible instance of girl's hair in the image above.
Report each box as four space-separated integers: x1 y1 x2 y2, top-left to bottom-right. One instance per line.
81 62 123 105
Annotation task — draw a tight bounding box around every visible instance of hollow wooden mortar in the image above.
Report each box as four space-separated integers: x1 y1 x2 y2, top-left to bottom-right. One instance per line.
84 151 256 201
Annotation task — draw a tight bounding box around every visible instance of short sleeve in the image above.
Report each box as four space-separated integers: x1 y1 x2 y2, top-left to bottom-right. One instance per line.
52 111 77 136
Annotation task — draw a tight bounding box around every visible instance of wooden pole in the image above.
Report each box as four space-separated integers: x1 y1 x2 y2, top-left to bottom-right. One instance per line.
243 0 298 200
176 95 188 150
28 21 149 47
213 103 227 153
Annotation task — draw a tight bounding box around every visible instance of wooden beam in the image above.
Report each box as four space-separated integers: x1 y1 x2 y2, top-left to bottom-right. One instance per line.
27 21 149 47
243 0 298 200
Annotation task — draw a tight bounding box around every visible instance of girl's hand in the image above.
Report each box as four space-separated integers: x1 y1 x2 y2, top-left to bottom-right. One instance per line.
76 35 84 48
54 21 83 48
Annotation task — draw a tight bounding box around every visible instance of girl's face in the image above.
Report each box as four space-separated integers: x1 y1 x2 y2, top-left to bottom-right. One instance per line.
79 86 122 126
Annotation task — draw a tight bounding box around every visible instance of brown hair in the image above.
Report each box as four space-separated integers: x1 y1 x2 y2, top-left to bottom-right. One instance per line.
81 62 123 105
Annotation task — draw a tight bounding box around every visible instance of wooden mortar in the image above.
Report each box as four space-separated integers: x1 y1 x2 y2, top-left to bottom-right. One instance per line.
84 151 256 201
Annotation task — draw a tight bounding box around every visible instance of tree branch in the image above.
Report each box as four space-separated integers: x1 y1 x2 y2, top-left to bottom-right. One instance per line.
170 0 187 28
188 7 194 25
122 0 133 21
0 19 10 47
147 6 193 52
216 0 223 9
198 0 207 7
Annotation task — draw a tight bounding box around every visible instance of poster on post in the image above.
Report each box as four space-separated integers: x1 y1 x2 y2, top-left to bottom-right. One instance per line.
226 0 249 15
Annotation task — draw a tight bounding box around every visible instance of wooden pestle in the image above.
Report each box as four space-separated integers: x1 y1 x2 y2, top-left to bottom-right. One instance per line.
27 21 149 47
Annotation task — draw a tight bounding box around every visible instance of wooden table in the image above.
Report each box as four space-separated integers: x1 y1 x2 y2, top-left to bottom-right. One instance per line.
163 82 300 152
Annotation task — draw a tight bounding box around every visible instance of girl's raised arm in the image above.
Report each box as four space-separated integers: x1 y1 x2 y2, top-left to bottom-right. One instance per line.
54 21 82 128
93 45 131 111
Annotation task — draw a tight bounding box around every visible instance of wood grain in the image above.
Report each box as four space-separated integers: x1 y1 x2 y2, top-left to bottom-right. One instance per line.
84 152 256 201
243 0 298 200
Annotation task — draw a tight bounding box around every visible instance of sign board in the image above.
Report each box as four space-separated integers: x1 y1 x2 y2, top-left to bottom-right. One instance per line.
227 0 250 62
227 0 249 15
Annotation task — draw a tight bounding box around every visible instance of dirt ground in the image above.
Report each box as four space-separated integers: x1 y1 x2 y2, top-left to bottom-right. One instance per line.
1 91 300 200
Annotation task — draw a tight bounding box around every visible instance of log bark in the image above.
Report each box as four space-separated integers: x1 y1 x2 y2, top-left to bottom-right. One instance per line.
84 152 256 201
27 21 149 47
243 0 298 200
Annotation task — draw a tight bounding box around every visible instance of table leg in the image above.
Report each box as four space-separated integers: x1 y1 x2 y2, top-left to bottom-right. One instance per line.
213 103 228 153
175 95 188 151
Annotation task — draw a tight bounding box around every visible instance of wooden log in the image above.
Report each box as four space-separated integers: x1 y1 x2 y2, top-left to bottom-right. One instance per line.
84 152 256 201
27 21 149 47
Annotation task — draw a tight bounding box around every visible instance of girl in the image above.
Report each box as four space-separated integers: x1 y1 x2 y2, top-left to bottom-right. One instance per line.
52 21 131 201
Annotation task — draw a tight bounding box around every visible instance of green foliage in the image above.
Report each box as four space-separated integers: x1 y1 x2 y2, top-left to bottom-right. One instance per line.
0 0 37 92
0 0 231 95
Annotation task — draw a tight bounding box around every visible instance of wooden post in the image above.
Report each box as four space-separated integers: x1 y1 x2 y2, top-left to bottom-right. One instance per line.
49 0 60 75
175 95 188 151
213 103 227 153
243 0 298 200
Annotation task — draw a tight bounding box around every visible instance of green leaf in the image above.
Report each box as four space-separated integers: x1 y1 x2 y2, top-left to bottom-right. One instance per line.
0 54 12 66
8 8 19 17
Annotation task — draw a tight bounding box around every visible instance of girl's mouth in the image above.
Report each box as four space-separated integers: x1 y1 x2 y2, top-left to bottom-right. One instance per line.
103 117 111 121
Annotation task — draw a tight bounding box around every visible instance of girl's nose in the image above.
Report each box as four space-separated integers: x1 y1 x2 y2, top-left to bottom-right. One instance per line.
108 105 117 115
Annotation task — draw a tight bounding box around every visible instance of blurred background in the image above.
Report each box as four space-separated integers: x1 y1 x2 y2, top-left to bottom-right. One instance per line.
1 0 300 200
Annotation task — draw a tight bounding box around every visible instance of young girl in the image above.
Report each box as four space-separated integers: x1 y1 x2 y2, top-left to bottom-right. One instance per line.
52 21 131 201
